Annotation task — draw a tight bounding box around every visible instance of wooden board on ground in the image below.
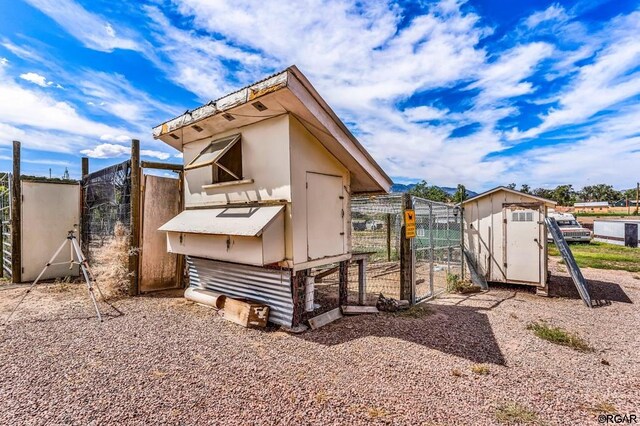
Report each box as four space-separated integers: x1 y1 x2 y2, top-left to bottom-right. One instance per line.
222 298 270 328
308 307 343 329
341 306 379 315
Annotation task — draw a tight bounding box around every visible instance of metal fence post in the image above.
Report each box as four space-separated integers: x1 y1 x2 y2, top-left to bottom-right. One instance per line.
11 141 21 284
460 207 465 281
428 203 434 296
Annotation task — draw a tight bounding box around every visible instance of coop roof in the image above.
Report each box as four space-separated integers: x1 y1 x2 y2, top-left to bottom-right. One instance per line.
461 186 556 207
152 66 392 194
159 205 284 237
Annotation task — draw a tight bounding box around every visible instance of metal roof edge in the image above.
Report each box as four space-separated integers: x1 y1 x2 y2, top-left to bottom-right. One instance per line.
461 186 557 206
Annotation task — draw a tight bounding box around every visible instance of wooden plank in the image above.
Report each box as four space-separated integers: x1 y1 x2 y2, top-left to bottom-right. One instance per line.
308 307 343 330
11 141 21 283
222 298 269 328
140 160 182 171
129 139 141 296
338 260 348 306
313 265 339 282
139 175 180 292
341 305 379 315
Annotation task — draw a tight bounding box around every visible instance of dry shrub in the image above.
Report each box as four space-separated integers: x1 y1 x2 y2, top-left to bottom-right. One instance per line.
90 222 130 298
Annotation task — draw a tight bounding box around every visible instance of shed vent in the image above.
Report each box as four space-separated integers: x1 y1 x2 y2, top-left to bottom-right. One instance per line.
252 101 268 111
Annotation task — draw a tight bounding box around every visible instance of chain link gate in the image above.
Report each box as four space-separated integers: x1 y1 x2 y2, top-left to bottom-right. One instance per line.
0 172 12 279
412 197 463 301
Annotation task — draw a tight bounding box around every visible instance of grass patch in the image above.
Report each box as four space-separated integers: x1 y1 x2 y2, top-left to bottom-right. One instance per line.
446 273 481 293
366 406 389 419
471 364 490 375
393 304 433 318
590 401 617 414
495 402 538 424
549 242 640 273
527 321 592 352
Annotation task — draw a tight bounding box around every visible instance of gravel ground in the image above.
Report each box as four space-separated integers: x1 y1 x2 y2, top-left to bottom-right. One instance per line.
1 260 639 425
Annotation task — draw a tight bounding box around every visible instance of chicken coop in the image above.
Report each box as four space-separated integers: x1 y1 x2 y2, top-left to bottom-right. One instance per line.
462 186 556 293
154 66 392 327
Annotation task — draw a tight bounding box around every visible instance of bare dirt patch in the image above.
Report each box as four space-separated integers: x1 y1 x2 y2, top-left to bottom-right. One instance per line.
0 262 638 425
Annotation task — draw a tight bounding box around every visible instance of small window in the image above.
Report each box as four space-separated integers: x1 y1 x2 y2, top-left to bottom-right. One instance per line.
525 212 533 222
185 134 243 184
512 212 519 222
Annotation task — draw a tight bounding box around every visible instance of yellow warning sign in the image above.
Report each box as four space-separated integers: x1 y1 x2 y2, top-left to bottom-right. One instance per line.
405 209 416 238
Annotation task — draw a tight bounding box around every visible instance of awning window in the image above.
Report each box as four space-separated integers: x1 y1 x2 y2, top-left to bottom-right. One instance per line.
159 205 284 237
185 134 241 177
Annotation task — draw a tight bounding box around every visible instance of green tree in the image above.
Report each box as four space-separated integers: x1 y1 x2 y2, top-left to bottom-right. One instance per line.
452 184 467 204
532 187 554 200
520 184 531 194
506 183 517 190
578 184 622 203
409 180 450 203
552 184 577 206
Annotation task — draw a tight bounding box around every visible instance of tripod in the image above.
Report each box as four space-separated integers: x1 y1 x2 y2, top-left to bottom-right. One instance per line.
3 230 108 325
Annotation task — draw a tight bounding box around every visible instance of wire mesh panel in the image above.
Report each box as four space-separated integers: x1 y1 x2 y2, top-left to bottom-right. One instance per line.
413 197 463 301
0 172 11 278
81 160 131 258
350 195 403 302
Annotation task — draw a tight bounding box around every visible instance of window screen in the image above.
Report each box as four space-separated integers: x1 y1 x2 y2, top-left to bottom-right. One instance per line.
185 134 241 173
512 211 534 222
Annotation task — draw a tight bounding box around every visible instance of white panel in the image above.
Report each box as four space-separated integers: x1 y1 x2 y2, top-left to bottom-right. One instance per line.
160 205 284 236
165 211 284 266
306 172 344 260
21 182 80 282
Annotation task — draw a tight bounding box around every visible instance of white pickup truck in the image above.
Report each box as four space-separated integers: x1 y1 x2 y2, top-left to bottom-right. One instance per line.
548 212 592 243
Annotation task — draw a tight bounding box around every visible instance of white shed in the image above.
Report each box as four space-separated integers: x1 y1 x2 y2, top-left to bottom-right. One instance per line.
462 187 556 293
153 66 392 326
594 220 639 247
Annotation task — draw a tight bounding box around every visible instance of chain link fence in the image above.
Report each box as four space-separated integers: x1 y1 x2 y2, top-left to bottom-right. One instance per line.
0 172 11 278
349 194 463 304
81 160 131 259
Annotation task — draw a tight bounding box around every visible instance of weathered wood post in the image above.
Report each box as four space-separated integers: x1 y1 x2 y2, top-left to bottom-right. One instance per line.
338 260 348 306
129 139 141 296
291 269 307 328
399 192 414 302
11 141 21 283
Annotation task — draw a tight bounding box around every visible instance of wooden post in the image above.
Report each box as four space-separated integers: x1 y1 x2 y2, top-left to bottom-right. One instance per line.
11 141 21 283
357 257 367 305
80 157 89 255
399 193 413 302
338 260 348 306
129 139 141 296
386 213 391 261
291 269 306 327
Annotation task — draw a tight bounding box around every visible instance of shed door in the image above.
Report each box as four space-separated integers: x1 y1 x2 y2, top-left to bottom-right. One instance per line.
504 206 542 284
306 172 344 260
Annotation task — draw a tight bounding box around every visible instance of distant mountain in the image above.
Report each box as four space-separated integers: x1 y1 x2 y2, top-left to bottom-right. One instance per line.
390 183 478 197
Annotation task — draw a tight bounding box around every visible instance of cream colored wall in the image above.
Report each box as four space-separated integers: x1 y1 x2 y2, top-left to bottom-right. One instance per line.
289 116 350 266
21 182 80 282
181 114 293 263
463 189 548 286
182 114 292 207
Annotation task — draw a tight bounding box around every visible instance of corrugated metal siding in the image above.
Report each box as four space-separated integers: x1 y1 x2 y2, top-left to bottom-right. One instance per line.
187 256 293 326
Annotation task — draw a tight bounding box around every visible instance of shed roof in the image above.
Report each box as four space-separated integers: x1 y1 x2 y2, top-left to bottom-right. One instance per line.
153 66 392 194
461 186 557 207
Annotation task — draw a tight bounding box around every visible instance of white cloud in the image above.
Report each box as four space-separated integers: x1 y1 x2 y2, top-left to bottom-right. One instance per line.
0 39 42 61
80 143 129 159
141 149 170 160
20 72 54 87
23 0 141 52
0 57 7 65
404 106 448 122
510 12 640 140
525 4 568 28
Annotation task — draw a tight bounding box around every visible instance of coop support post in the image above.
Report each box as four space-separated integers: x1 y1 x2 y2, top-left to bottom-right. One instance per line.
400 193 414 303
11 141 21 283
338 260 348 306
291 269 307 327
80 157 89 255
129 139 141 296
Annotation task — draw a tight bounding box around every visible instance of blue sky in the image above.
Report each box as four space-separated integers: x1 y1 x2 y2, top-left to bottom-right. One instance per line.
0 0 638 190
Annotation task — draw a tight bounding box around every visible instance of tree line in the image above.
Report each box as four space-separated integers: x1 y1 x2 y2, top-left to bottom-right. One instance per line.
409 181 638 207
